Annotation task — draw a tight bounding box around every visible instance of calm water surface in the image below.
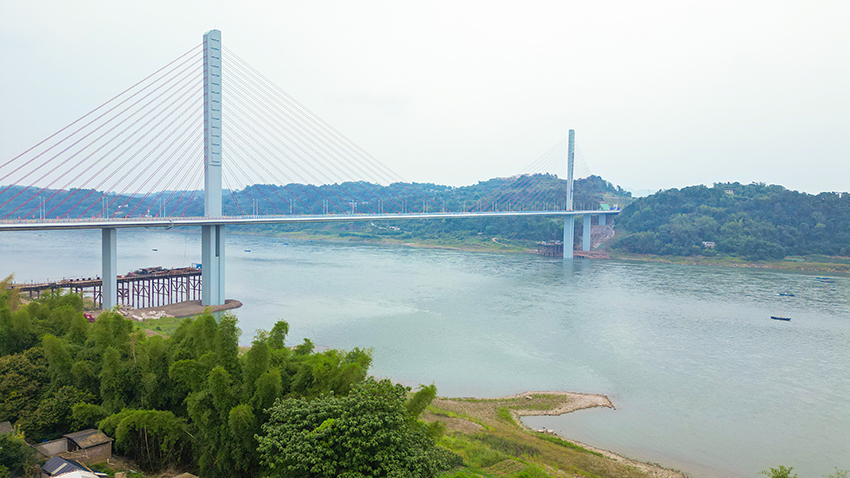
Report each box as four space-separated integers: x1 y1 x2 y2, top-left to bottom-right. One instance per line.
2 228 848 477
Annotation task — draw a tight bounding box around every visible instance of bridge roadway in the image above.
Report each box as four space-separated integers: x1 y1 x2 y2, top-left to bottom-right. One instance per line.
0 209 618 232
1 208 618 308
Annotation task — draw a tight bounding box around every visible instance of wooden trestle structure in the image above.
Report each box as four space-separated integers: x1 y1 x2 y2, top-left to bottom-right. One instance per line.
13 266 201 309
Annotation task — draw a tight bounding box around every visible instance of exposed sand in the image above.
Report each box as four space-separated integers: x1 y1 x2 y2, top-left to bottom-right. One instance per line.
93 299 242 320
431 391 686 478
508 391 686 478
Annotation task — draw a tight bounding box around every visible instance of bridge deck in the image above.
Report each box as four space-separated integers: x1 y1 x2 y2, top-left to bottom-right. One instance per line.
0 209 618 232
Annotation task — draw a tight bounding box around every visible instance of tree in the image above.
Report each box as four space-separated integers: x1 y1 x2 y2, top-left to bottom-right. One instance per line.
16 385 94 441
258 378 458 478
760 466 797 478
0 432 36 477
0 347 48 423
99 409 191 471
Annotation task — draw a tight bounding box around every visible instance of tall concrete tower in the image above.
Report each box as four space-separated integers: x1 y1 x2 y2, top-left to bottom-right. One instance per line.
563 129 575 259
202 29 225 305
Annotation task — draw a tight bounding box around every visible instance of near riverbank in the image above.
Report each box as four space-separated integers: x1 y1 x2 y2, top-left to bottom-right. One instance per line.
424 391 685 478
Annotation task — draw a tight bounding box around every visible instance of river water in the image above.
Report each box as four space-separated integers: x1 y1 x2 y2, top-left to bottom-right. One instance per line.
2 228 848 477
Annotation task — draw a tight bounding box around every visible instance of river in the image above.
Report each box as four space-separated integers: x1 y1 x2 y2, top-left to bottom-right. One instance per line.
2 228 848 477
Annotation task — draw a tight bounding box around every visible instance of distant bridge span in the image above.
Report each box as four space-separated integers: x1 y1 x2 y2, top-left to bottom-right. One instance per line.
0 209 618 232
2 29 619 309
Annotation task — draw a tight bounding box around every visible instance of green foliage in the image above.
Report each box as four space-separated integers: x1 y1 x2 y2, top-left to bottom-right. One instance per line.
828 469 850 478
17 385 94 441
617 183 850 259
258 378 459 477
0 347 48 423
533 432 604 458
760 465 797 478
289 347 372 399
407 384 438 418
71 402 108 430
0 432 36 477
0 291 384 476
268 320 289 349
471 433 540 457
496 407 515 425
99 409 191 471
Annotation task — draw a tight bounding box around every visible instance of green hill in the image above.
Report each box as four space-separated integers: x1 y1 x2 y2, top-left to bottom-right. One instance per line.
614 182 850 260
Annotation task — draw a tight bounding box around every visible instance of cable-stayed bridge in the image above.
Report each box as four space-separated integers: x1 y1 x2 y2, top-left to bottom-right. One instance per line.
1 30 618 308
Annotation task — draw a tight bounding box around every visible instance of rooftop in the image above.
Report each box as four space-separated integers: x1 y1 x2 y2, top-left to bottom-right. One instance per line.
63 429 113 448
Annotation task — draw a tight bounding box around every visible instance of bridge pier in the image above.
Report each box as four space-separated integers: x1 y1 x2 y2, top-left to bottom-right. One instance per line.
563 218 574 259
582 215 591 251
201 224 225 306
599 214 606 226
101 228 117 309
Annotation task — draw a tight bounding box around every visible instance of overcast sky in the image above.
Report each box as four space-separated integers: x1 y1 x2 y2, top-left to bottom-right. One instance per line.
1 0 848 194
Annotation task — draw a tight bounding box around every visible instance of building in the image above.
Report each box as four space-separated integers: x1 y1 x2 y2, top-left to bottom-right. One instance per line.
33 429 114 465
702 241 716 249
40 456 107 478
62 429 114 464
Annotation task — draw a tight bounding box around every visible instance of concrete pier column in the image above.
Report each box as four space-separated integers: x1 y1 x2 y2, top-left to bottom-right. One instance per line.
582 215 591 251
102 228 117 309
201 225 225 306
598 214 606 226
563 218 574 259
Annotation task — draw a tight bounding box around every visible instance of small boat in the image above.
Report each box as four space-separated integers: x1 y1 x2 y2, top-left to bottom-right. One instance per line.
151 248 158 251
244 249 251 253
778 292 795 297
770 316 791 321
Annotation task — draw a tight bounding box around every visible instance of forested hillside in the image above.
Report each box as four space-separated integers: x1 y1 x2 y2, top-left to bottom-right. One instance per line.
615 183 850 260
236 175 632 245
0 174 629 221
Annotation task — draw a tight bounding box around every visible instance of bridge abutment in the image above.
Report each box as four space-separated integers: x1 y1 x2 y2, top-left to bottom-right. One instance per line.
599 214 606 226
582 215 592 251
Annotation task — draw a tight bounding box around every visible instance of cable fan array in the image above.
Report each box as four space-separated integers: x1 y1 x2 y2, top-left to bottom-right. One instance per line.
464 138 593 213
0 41 595 222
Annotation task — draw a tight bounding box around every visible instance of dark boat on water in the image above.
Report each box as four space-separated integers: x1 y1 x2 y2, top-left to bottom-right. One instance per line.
778 292 795 297
771 316 791 321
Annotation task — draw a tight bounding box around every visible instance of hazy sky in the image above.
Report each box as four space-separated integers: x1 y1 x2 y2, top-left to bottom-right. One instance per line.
2 0 848 194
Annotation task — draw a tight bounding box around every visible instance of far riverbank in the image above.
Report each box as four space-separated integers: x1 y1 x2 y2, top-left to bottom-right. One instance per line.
231 227 850 275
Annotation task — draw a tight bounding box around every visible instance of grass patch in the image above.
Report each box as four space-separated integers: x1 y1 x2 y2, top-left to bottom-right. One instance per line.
496 407 515 425
440 433 509 469
533 433 604 458
136 315 184 337
472 433 540 458
429 405 487 428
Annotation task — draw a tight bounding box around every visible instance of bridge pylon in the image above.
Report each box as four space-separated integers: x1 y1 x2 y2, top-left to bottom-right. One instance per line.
563 129 575 259
201 29 225 306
